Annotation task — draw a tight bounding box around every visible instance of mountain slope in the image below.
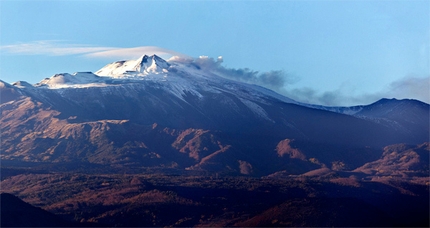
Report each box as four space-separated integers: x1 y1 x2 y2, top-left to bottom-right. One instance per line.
1 55 428 176
354 142 429 179
0 193 78 227
310 98 429 141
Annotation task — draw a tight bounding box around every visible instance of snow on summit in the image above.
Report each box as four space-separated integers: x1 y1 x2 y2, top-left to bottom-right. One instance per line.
24 53 297 108
95 54 170 77
35 72 106 89
33 55 172 88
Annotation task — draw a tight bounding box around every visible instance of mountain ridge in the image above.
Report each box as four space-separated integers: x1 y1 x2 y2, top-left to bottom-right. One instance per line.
1 55 428 176
95 54 170 77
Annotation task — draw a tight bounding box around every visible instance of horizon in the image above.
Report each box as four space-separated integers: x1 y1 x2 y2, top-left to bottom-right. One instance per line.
0 0 429 106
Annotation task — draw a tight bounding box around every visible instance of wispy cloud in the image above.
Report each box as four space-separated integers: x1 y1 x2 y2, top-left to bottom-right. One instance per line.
86 46 189 59
0 40 116 56
0 40 188 60
175 56 299 91
383 75 430 103
277 75 430 106
170 56 429 106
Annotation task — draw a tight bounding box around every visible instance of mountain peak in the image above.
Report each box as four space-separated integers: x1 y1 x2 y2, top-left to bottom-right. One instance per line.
370 98 428 107
12 81 33 88
95 54 170 77
34 72 102 88
0 79 11 88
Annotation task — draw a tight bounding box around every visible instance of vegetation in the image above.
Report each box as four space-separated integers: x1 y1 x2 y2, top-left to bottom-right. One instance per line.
1 167 428 227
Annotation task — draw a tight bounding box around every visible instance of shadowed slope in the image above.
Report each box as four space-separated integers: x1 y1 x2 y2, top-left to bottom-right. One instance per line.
0 193 77 227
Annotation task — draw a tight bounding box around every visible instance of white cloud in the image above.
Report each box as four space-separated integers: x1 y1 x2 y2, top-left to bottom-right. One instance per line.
0 40 115 56
0 40 189 60
85 46 190 60
384 75 430 103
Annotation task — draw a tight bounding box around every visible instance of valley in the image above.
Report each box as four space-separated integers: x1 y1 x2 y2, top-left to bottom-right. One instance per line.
1 166 428 227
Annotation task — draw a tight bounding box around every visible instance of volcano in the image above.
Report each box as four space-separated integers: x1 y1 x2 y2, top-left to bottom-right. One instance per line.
1 55 428 176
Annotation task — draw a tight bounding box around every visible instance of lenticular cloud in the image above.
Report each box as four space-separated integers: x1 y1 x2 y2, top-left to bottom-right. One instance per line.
86 46 190 60
0 40 115 56
0 41 189 61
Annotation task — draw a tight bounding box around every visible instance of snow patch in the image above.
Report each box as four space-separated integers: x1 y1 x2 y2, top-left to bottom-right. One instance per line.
34 72 107 89
239 98 273 122
95 54 170 77
12 81 34 88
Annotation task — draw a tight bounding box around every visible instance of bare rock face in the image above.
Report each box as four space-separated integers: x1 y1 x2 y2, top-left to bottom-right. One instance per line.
276 139 306 160
354 143 430 180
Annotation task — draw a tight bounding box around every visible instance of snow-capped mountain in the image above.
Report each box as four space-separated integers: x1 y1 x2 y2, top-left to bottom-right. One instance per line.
1 55 428 176
31 54 296 105
95 54 170 77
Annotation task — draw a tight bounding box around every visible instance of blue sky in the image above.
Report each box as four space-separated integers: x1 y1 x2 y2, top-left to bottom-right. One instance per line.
0 0 429 106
